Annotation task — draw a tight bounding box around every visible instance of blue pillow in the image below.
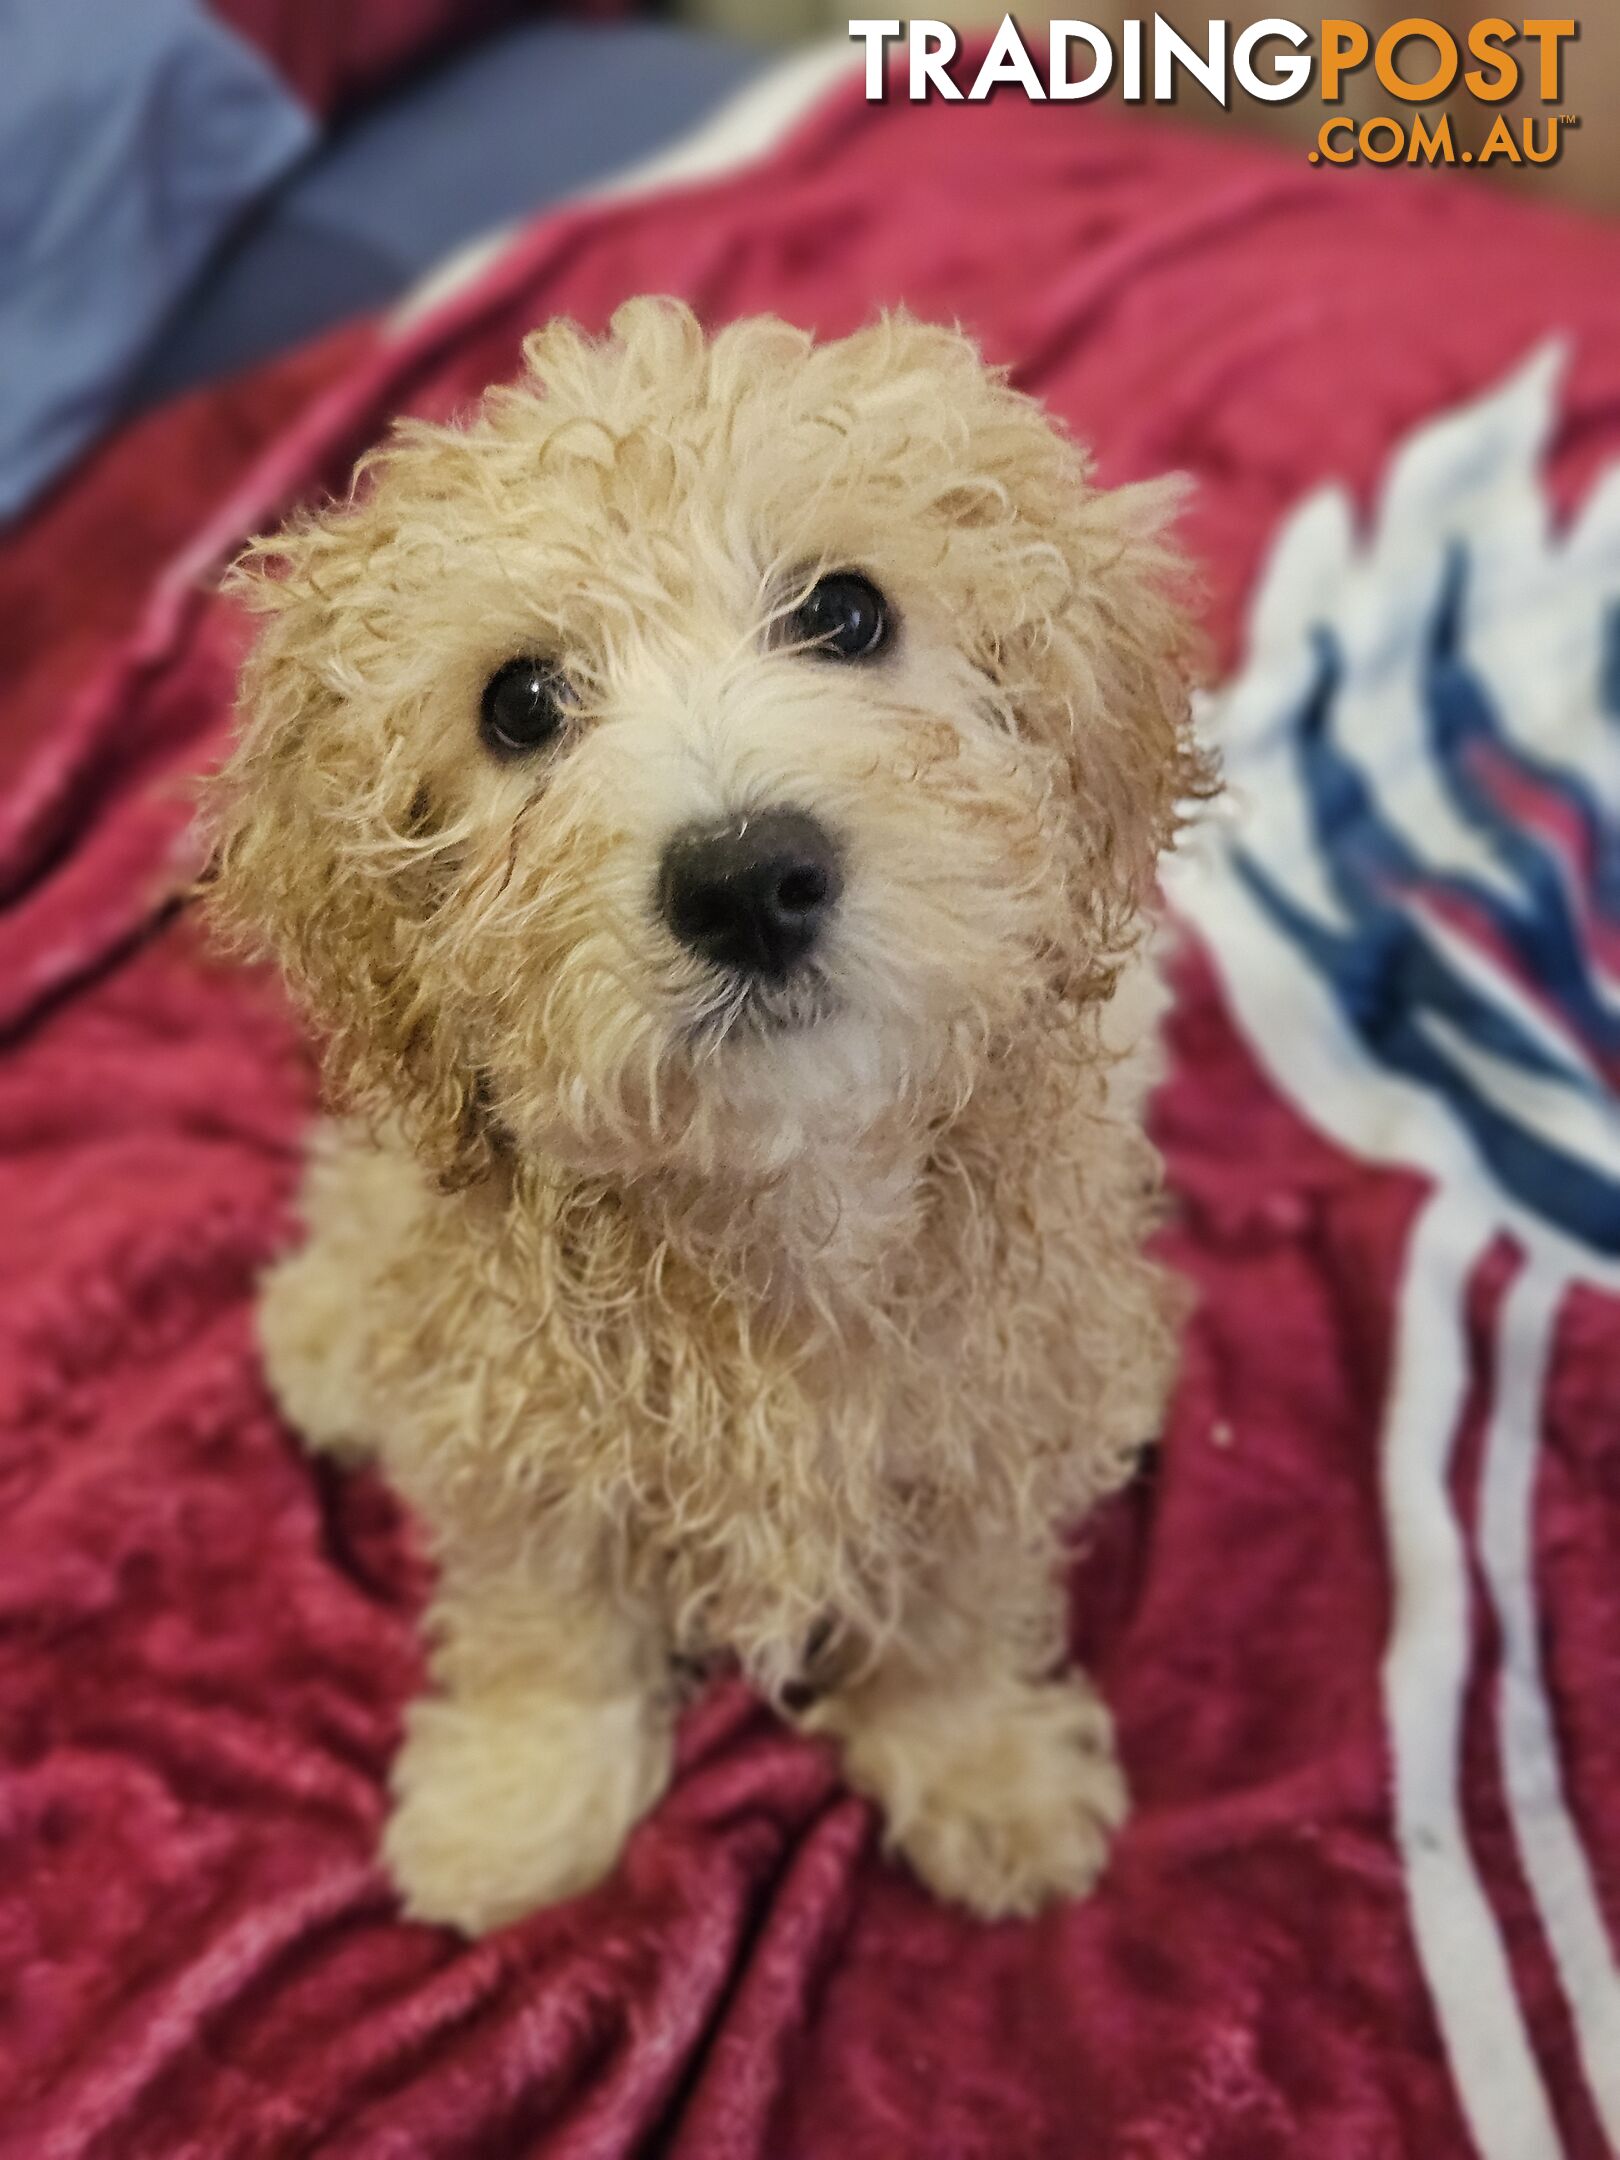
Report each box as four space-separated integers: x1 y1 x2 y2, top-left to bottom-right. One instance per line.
0 0 314 523
131 24 769 411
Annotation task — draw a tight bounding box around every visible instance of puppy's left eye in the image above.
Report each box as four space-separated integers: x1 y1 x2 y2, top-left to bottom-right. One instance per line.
785 572 892 661
480 658 569 756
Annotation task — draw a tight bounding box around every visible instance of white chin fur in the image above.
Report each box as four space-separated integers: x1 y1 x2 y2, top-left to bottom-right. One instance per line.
710 1001 907 1106
519 1000 939 1187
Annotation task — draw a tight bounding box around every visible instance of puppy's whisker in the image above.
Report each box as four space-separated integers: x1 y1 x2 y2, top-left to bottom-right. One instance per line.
495 796 541 900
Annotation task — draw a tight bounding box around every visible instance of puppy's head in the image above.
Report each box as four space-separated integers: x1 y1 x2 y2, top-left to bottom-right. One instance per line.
205 300 1207 1189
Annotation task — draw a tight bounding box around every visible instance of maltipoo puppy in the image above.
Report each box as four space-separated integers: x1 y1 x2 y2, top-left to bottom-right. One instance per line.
204 299 1210 1934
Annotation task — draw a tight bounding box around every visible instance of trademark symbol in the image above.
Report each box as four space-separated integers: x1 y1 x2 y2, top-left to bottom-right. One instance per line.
1561 113 1580 127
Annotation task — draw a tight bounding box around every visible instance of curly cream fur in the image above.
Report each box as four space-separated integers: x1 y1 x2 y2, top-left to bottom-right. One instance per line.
203 300 1212 1931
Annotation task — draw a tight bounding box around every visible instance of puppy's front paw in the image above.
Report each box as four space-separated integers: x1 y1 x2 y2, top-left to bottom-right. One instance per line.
829 1673 1127 1920
383 1686 671 1935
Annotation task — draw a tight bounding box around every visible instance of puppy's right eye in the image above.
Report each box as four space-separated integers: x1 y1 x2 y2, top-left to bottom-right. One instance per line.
480 659 568 757
785 572 892 661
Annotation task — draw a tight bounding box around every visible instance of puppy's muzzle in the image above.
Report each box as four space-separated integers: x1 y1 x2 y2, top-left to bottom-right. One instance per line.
659 809 842 982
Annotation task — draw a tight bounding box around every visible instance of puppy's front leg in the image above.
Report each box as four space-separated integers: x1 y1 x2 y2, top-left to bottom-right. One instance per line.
803 1566 1127 1920
383 1536 672 1935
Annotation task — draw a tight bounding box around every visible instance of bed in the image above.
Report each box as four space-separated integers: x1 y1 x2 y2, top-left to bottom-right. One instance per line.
3 33 1619 2160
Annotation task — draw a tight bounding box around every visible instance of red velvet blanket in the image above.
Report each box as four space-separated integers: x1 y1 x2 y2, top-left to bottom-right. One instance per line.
5 76 1620 2160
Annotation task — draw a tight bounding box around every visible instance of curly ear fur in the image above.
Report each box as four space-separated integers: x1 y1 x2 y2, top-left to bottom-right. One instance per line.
202 533 501 1189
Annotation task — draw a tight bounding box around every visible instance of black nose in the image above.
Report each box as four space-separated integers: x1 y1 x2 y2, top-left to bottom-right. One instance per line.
659 809 842 980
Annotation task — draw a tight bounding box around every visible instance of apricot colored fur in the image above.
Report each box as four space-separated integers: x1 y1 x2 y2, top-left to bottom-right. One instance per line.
203 301 1211 1932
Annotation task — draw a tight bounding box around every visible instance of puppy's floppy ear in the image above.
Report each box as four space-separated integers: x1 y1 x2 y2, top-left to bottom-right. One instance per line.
200 504 497 1188
1013 458 1211 956
878 318 1213 986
